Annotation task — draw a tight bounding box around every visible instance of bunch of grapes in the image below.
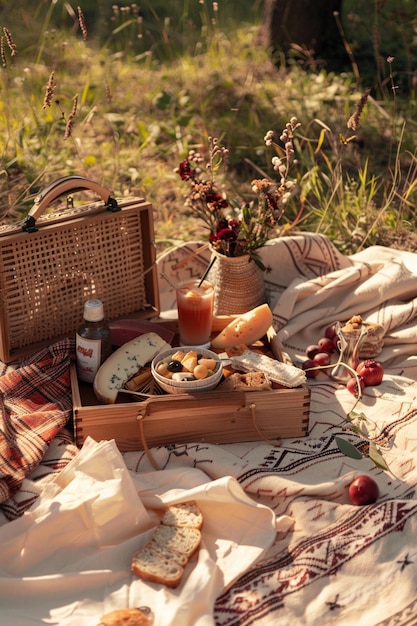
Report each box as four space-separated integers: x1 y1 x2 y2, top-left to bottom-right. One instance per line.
301 323 384 396
302 324 338 378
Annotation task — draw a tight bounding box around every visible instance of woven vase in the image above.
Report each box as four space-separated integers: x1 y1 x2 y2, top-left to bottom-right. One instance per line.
207 250 266 315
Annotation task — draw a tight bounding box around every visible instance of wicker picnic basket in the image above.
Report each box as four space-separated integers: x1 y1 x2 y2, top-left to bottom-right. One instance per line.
0 176 160 363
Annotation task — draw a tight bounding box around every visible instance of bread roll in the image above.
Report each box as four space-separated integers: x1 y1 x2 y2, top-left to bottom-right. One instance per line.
98 607 152 626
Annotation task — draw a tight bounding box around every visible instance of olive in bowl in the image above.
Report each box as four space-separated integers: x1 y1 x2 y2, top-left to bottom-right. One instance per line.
151 347 223 395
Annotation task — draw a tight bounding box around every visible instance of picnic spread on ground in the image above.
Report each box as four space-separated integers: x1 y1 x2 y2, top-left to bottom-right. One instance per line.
2 232 417 625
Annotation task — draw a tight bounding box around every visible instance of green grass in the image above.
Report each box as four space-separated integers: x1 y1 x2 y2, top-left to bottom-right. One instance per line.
0 1 416 255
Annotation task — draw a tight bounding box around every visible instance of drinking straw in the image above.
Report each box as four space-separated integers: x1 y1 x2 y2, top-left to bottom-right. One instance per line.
198 256 216 287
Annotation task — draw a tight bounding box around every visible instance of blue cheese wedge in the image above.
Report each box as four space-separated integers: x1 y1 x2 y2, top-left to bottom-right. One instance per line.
94 332 171 403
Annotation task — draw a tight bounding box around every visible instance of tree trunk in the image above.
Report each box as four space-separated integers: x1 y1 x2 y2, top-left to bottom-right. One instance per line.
259 0 346 70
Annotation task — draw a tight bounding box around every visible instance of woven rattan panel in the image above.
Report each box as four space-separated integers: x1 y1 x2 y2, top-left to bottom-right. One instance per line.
0 207 153 357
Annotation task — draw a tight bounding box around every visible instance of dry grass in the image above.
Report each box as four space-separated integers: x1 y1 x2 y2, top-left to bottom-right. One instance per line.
0 6 416 257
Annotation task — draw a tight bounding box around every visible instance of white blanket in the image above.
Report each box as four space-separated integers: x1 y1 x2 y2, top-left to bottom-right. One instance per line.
0 437 280 626
3 233 417 625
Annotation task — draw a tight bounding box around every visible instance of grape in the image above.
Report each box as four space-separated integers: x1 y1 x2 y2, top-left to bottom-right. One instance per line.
302 358 320 378
313 352 331 367
324 324 337 340
318 337 334 354
305 344 320 359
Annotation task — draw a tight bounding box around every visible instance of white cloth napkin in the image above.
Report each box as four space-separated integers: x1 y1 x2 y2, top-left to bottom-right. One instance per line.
0 437 285 626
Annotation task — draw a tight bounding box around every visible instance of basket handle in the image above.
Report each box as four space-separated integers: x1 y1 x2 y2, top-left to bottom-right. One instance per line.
22 175 119 233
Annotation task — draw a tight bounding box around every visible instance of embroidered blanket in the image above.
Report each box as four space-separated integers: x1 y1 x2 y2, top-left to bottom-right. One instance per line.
1 234 417 625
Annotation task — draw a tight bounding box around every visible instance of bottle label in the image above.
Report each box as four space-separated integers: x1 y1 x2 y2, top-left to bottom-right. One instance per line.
76 334 102 383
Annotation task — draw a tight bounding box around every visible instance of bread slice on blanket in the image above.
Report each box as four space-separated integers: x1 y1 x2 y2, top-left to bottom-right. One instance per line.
131 546 184 588
161 500 203 529
147 539 189 567
131 501 203 588
152 524 201 560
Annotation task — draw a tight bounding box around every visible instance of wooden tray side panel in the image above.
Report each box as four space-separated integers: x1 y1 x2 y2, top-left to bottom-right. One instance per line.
72 366 310 452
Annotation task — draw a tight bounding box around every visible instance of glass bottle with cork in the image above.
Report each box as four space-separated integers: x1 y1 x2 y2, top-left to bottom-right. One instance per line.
76 299 112 383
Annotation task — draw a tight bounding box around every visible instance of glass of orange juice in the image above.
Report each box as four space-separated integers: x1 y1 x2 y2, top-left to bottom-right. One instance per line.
176 279 214 347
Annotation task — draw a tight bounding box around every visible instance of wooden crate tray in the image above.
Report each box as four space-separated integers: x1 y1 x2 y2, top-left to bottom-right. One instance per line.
71 365 310 452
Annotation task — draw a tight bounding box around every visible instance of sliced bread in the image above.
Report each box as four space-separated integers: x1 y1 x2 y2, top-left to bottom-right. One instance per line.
131 546 184 589
152 524 201 560
147 539 189 567
131 501 203 588
161 500 203 529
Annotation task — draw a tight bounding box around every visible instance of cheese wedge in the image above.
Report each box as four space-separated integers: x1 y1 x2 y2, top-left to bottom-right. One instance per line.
94 332 171 403
211 303 275 350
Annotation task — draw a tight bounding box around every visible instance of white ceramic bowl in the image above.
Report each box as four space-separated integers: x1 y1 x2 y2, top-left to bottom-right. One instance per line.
151 346 223 395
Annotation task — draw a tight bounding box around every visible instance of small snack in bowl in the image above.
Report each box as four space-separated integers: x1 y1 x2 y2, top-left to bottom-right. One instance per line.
340 314 384 357
151 347 223 394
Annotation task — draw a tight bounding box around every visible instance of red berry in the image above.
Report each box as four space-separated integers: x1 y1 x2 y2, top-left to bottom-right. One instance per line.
318 337 334 354
346 375 365 397
302 358 320 378
313 351 331 367
305 344 320 359
348 475 379 505
356 360 384 386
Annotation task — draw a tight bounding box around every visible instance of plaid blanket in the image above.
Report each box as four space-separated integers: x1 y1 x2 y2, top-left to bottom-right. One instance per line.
0 338 75 514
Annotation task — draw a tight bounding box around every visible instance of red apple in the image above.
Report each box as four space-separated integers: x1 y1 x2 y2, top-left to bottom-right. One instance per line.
346 375 365 397
356 360 384 386
348 475 379 505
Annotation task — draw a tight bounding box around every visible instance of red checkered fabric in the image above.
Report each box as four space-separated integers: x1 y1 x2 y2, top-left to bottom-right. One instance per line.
0 338 75 504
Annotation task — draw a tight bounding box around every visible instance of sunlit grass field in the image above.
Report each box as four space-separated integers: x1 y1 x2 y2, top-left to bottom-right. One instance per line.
0 1 416 255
